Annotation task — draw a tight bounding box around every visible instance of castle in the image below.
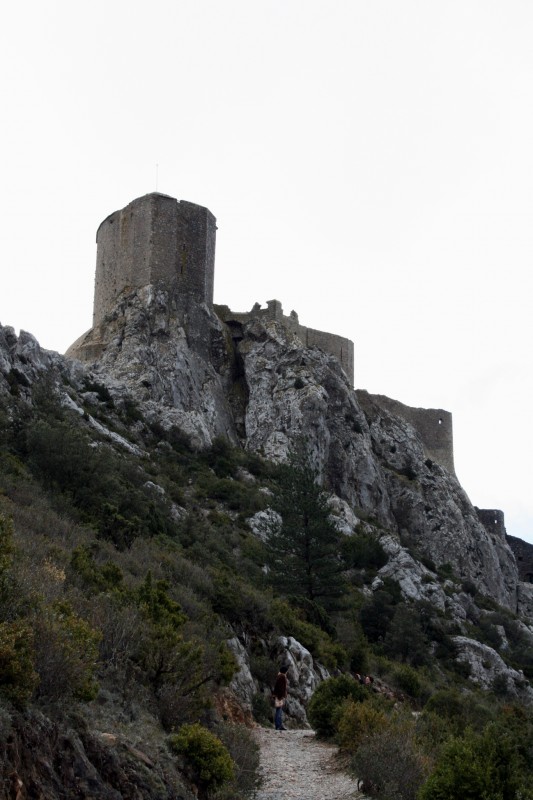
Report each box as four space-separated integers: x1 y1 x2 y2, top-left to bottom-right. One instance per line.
70 191 355 384
66 190 527 568
67 191 460 476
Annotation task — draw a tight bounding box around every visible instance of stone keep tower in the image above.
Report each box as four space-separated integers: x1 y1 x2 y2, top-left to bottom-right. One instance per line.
93 192 216 326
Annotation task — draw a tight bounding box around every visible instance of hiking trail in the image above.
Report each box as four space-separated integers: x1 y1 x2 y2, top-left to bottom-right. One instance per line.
252 727 365 800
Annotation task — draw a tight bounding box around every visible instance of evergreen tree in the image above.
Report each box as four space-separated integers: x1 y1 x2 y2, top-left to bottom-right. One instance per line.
265 448 345 611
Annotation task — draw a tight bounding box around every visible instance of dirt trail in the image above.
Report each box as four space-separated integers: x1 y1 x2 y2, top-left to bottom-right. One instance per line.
252 727 364 800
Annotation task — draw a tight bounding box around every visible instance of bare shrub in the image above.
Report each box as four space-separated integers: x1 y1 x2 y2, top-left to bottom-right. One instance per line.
157 682 207 731
89 594 143 670
33 602 101 701
213 721 261 798
352 715 432 800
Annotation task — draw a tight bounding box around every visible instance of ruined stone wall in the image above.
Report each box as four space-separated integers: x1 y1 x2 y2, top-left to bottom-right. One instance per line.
299 326 354 387
94 193 216 327
507 534 533 583
215 300 355 385
476 509 506 540
367 394 455 474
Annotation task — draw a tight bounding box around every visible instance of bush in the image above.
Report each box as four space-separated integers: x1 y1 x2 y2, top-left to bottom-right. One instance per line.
308 675 366 738
353 715 431 800
418 724 533 800
33 601 101 701
214 721 261 797
252 692 272 725
342 533 388 571
383 604 431 667
336 698 388 753
422 689 494 736
359 585 399 643
168 723 235 797
269 599 347 670
391 664 422 698
0 619 38 707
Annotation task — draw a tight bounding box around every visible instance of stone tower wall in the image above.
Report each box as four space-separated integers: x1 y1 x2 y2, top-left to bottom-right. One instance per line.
366 394 455 474
93 193 216 327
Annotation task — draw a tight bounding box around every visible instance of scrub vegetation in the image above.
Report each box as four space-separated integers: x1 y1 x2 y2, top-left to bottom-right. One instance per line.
0 380 533 798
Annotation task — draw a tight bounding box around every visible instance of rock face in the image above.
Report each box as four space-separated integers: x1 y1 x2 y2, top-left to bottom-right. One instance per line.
452 636 533 702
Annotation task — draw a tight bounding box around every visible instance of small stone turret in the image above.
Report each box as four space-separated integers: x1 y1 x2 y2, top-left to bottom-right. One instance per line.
93 192 216 326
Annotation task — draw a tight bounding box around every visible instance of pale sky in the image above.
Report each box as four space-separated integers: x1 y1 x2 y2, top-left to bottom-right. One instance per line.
1 1 532 542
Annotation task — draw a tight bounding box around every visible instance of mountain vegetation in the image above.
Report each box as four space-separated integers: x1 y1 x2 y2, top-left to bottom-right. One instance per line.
1 317 533 799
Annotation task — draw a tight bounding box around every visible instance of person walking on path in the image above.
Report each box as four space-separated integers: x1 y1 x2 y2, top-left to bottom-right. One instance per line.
272 665 289 730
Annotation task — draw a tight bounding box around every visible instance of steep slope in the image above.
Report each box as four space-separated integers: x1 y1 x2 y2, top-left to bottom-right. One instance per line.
1 292 522 612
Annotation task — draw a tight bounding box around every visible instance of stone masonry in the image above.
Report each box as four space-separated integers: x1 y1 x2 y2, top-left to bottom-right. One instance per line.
93 193 216 327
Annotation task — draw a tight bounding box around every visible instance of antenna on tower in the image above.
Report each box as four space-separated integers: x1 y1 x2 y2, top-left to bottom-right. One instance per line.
155 163 159 191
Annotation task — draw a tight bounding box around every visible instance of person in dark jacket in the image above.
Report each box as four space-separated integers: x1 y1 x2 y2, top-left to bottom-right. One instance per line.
272 665 289 731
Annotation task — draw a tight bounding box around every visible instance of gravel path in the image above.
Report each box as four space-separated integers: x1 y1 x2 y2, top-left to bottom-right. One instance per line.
252 728 363 800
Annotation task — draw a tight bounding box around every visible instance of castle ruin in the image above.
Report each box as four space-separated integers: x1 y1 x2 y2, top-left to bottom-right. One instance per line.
69 191 470 481
70 192 355 385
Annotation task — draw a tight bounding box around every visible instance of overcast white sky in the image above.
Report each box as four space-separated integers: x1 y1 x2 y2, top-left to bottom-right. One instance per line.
1 1 532 542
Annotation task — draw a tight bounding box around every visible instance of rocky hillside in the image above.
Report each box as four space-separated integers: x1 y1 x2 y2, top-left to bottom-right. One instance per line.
66 286 522 610
1 284 533 797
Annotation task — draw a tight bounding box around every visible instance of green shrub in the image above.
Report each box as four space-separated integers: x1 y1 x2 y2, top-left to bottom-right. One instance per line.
212 572 270 633
391 664 422 698
0 511 15 610
336 697 388 753
359 589 396 643
252 692 272 725
168 723 235 796
342 532 388 571
70 545 124 594
33 601 101 701
422 689 494 736
418 724 533 800
269 599 347 670
307 675 366 738
383 604 431 667
0 619 38 707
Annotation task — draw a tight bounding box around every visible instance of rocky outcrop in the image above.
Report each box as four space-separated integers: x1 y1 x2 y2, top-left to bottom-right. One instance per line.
272 637 330 726
0 307 522 612
0 708 194 800
234 317 519 610
67 287 238 450
452 636 533 702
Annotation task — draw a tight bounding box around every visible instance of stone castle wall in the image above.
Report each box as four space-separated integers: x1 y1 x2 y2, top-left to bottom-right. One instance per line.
215 299 355 385
476 509 506 540
365 393 455 475
507 534 533 583
94 193 216 327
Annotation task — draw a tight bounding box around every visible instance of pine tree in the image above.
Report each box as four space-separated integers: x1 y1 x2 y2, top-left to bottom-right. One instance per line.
265 448 345 611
